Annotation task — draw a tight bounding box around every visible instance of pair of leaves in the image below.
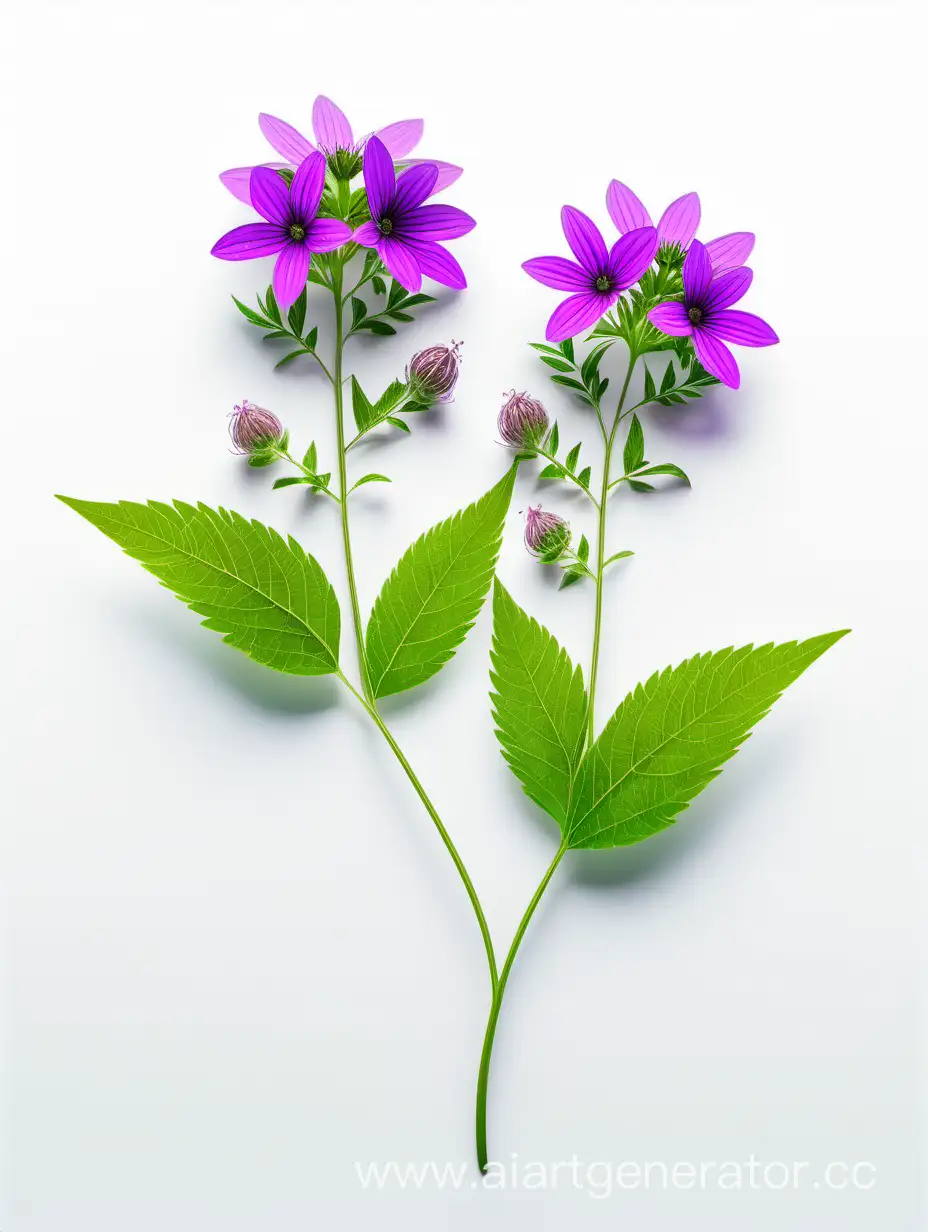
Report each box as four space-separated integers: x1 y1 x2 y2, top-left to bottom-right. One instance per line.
351 376 413 437
538 424 593 492
530 339 610 408
233 286 321 369
617 413 690 492
491 581 848 848
272 440 334 495
642 356 719 406
348 279 435 338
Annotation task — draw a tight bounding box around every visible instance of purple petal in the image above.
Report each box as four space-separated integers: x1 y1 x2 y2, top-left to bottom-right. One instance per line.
290 151 327 221
683 240 712 304
657 192 701 248
545 292 610 343
400 203 476 240
692 329 740 388
404 238 467 290
305 217 352 253
258 113 315 163
363 135 395 220
392 163 439 213
609 226 659 289
352 221 380 247
249 166 290 224
647 301 693 336
606 180 652 233
706 231 755 274
211 222 285 260
706 310 779 348
219 166 258 206
374 119 424 159
273 243 311 311
403 159 463 194
702 266 752 313
312 95 353 152
378 237 422 293
561 206 608 275
522 256 590 292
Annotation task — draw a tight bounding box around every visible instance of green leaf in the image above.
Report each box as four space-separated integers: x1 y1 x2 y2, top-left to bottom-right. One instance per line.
275 349 307 369
302 441 318 472
490 581 588 826
367 320 397 336
580 342 611 388
659 361 677 395
247 448 278 468
272 476 313 490
351 376 374 432
385 416 410 432
558 567 585 590
366 468 516 699
635 463 690 484
371 275 386 295
350 296 367 327
623 414 645 474
577 534 590 563
58 497 342 675
559 339 575 363
604 550 634 567
643 365 656 402
350 473 392 492
628 479 656 492
540 356 574 373
577 465 592 489
374 379 408 415
264 285 282 325
549 375 589 396
538 463 563 480
232 296 271 328
566 632 849 849
287 289 307 336
564 443 581 473
305 326 319 350
546 421 559 455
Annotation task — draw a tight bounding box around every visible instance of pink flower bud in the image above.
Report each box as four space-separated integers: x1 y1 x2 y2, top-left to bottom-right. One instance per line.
497 389 549 448
524 505 571 562
406 341 462 405
228 400 284 455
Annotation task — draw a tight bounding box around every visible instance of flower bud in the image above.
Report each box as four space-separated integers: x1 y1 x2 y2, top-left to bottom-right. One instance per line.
524 505 571 562
498 389 549 449
229 400 284 455
406 341 462 405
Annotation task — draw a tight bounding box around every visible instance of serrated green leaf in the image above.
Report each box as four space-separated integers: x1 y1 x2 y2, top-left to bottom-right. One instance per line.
350 473 392 492
490 581 588 826
566 632 849 849
366 468 516 699
58 497 341 675
351 376 374 432
623 414 645 474
564 443 581 473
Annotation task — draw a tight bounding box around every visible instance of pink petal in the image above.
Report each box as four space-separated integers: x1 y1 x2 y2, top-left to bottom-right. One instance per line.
258 114 315 163
545 292 610 343
404 238 467 290
273 243 311 311
363 135 395 220
403 159 463 195
374 119 424 159
683 240 712 303
352 221 380 247
692 329 740 388
648 301 693 336
522 256 590 292
609 226 659 289
561 205 608 275
706 231 755 274
392 163 439 213
312 95 353 152
249 166 291 224
211 222 285 260
400 203 475 240
378 237 422 293
306 218 352 253
220 166 258 206
657 192 701 249
290 151 327 221
702 266 752 313
706 310 779 347
606 180 652 233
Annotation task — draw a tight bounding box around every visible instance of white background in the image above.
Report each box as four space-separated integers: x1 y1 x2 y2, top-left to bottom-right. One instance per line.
2 0 925 1227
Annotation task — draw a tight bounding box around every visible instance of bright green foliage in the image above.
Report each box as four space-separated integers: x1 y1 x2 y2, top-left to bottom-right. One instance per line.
566 633 848 848
58 497 341 675
366 468 516 699
490 583 588 826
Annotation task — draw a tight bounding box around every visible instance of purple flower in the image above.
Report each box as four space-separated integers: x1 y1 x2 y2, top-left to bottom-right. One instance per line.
498 391 549 448
351 137 476 294
522 208 659 343
228 400 283 454
220 96 463 205
606 181 754 274
524 505 571 561
647 240 778 389
407 341 462 404
211 153 352 311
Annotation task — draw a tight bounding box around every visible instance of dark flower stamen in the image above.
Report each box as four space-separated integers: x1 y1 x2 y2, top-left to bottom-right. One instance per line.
289 223 306 241
688 306 703 324
595 275 611 292
379 218 393 236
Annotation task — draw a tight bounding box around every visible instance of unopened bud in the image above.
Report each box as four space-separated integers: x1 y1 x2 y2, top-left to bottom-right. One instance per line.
524 505 571 562
498 389 549 448
406 341 462 405
229 400 284 455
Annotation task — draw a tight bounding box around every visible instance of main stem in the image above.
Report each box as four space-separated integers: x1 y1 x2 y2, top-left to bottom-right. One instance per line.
328 256 498 990
475 842 567 1173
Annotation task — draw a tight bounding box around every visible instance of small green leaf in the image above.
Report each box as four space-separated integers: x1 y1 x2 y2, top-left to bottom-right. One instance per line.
287 289 307 336
660 361 677 395
385 416 410 432
549 375 588 395
559 339 575 363
275 350 307 369
272 476 313 490
351 376 374 432
367 320 397 336
58 497 342 675
628 479 656 492
624 414 645 474
546 422 560 455
303 441 318 473
564 443 581 473
305 326 319 350
559 567 585 590
247 449 278 468
264 285 282 325
232 296 272 328
538 463 563 480
540 356 575 373
643 365 656 401
350 473 392 492
577 466 592 489
374 379 408 416
351 296 367 327
372 275 386 295
604 550 634 567
567 632 850 848
577 534 590 563
635 463 690 484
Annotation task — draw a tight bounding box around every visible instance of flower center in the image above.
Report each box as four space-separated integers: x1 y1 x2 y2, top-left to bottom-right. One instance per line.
326 146 364 181
595 275 612 292
688 306 703 325
379 218 393 236
289 223 306 241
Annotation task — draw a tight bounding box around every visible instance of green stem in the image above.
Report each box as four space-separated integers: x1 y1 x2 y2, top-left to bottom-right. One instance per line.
586 350 637 743
475 842 567 1173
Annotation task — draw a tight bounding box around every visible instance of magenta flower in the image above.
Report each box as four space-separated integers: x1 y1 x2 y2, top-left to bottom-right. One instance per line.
647 240 778 389
606 181 754 274
522 207 658 343
351 137 475 294
211 153 351 311
220 95 462 205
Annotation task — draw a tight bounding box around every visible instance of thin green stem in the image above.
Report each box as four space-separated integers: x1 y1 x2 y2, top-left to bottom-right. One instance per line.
586 350 637 743
475 841 567 1173
339 673 499 990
